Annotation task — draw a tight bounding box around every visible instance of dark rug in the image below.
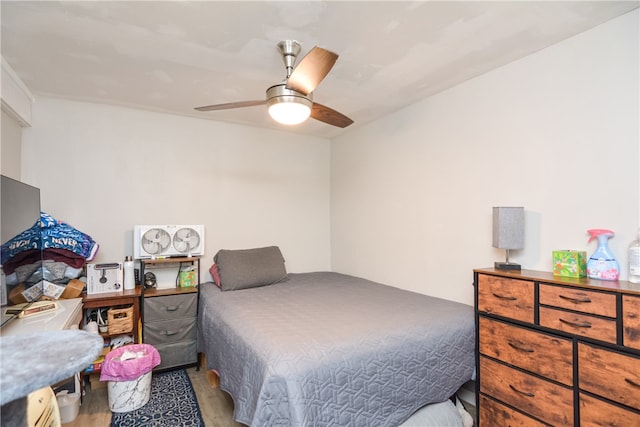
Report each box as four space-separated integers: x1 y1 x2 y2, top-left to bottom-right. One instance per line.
111 369 204 427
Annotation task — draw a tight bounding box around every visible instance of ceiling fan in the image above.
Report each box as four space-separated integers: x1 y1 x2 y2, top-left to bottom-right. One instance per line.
194 40 353 128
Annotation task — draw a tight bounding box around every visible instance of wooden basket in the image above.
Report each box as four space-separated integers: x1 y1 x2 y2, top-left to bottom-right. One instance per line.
107 306 133 335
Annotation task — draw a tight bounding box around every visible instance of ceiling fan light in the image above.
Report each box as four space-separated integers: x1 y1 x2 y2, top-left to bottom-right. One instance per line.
268 97 312 125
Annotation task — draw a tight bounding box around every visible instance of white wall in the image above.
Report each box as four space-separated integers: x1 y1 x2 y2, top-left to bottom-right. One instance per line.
331 11 639 305
21 99 331 278
1 55 34 178
0 110 22 179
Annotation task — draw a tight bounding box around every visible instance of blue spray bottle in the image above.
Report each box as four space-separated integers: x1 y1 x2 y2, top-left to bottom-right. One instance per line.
586 229 620 281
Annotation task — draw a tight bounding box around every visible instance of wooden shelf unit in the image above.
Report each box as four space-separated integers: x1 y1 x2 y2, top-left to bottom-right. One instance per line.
82 286 143 343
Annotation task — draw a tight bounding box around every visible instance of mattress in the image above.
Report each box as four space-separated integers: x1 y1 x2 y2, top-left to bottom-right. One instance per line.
198 271 475 427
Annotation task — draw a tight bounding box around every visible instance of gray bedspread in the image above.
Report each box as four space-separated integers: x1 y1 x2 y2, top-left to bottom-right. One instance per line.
198 272 475 427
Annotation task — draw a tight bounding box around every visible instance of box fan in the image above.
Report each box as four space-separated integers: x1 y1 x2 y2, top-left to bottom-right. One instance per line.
133 225 204 259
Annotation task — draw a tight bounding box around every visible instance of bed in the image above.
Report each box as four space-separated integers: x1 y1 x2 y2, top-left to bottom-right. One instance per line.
197 247 475 427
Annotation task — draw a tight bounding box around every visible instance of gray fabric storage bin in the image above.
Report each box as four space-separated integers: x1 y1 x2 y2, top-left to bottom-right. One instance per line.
143 293 197 322
154 340 198 371
143 317 196 345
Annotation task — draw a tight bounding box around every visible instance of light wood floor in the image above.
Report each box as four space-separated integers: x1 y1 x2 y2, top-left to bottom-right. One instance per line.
63 367 246 427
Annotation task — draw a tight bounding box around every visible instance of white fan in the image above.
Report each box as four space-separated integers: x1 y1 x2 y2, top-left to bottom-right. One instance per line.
141 228 171 256
134 224 205 259
173 227 201 255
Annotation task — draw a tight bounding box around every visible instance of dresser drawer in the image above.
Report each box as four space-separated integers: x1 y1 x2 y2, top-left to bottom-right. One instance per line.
539 306 617 343
144 293 197 321
580 393 640 427
479 394 549 427
539 284 616 318
578 342 640 410
143 317 196 345
623 295 640 350
479 356 573 426
477 274 534 323
154 340 198 371
479 317 573 386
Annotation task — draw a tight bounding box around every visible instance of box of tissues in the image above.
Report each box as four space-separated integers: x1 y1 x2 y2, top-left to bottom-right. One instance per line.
553 250 587 278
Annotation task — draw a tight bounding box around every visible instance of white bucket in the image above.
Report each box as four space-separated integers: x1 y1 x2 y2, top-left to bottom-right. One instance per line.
107 371 152 413
56 392 80 423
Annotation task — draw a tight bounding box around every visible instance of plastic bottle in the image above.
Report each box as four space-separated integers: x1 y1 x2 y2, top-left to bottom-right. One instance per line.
586 229 620 281
124 256 135 290
629 228 640 284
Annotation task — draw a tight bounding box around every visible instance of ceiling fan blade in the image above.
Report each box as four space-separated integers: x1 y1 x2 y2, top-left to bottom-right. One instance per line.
286 47 338 96
194 100 266 112
311 103 354 128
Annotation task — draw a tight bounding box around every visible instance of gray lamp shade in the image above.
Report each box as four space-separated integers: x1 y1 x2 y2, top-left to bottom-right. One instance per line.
492 207 524 250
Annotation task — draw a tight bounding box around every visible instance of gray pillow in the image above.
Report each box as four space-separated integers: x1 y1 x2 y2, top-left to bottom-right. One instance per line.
214 246 287 291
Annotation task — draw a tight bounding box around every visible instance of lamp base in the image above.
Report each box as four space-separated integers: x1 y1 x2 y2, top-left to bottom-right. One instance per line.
494 261 521 271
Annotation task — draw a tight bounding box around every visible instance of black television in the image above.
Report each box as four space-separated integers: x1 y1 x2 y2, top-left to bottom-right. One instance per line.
1 175 42 307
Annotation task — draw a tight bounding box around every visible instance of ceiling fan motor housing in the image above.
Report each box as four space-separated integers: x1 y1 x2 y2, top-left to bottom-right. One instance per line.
266 84 313 108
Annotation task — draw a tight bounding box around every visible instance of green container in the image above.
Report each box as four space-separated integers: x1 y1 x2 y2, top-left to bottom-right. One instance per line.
553 250 587 278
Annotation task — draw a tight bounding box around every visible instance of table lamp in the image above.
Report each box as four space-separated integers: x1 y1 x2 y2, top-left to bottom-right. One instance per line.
492 206 524 271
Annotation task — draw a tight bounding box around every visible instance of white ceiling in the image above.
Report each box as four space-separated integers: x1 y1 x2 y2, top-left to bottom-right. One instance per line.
2 1 638 139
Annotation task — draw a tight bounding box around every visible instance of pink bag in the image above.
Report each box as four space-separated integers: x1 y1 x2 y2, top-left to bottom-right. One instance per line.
100 344 161 382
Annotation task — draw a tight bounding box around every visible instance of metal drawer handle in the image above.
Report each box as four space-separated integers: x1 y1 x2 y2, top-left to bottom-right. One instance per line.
559 318 592 328
508 341 535 353
165 305 179 311
492 293 517 301
625 378 640 388
559 294 592 304
509 384 535 398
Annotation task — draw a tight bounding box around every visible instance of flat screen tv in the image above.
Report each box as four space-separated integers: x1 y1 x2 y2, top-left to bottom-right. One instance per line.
1 175 41 307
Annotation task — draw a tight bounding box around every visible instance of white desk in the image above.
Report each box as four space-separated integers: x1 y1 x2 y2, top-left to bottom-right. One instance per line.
1 298 83 336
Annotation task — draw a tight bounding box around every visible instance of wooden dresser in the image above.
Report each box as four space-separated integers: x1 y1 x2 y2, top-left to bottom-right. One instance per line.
474 268 640 426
